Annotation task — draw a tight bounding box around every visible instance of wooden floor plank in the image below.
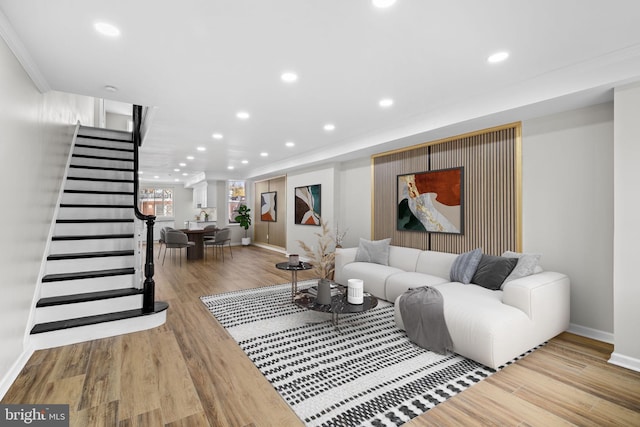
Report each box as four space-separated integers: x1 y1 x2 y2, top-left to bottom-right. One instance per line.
2 245 639 426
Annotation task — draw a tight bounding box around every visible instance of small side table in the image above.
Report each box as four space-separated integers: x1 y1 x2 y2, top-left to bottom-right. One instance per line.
276 262 312 301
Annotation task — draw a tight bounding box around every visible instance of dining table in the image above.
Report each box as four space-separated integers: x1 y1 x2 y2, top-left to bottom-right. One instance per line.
180 228 218 260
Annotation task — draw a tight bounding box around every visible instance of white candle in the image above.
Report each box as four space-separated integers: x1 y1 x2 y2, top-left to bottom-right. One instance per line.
348 279 364 304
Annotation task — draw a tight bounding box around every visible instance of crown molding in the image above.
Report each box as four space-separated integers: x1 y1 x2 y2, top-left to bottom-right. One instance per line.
0 9 50 93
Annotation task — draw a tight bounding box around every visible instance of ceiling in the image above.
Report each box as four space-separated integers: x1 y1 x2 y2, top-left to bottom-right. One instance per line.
2 1 640 184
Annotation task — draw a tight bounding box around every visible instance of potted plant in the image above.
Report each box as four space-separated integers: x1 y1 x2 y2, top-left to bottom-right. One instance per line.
234 204 252 245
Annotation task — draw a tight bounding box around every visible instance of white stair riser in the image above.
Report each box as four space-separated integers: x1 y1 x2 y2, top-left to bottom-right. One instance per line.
29 310 166 350
50 239 135 254
45 256 135 275
65 179 133 193
61 192 133 206
35 295 143 323
68 168 133 181
71 157 133 170
74 146 133 160
41 274 137 298
76 137 132 151
54 222 134 236
58 207 134 220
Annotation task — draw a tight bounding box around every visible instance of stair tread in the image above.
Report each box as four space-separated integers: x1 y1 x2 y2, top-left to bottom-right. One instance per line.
52 234 134 241
30 302 169 334
75 143 134 153
67 176 134 183
70 164 134 172
56 219 134 223
42 267 135 282
37 288 144 307
64 189 134 195
60 203 133 208
48 250 135 260
77 134 133 143
72 153 134 162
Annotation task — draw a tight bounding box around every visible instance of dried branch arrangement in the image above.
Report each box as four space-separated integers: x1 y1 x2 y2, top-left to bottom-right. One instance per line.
296 218 335 279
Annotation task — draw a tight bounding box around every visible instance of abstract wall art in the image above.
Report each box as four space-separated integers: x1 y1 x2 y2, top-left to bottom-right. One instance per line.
397 167 464 234
294 184 321 225
260 191 277 222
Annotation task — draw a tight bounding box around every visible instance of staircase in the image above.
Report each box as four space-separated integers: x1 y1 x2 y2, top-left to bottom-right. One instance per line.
30 124 168 348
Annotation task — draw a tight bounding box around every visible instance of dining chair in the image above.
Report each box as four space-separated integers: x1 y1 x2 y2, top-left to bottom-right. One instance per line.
203 224 218 242
158 226 176 259
163 230 195 266
204 227 232 261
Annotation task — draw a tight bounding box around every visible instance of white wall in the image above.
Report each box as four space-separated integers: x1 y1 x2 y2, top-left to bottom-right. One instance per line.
287 165 337 256
0 37 94 394
611 83 640 370
522 102 615 340
337 157 372 247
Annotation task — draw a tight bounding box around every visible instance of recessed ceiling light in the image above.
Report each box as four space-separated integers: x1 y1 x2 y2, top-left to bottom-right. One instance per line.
285 141 295 147
281 72 298 83
104 85 118 92
212 133 223 140
94 22 121 37
174 168 180 172
228 166 235 170
372 0 397 8
487 51 509 63
324 123 336 132
179 162 186 167
241 160 249 164
154 175 160 179
186 156 195 160
236 111 250 120
182 173 188 176
379 98 394 108
260 152 269 157
197 146 206 152
174 179 180 182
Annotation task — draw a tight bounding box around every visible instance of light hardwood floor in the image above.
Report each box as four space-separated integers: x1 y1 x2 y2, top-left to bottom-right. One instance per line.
3 245 640 426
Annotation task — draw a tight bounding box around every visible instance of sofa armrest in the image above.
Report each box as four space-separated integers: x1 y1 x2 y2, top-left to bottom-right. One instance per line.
334 247 358 284
502 271 570 321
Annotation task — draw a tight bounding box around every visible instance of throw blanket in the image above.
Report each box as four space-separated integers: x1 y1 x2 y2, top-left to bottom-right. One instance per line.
399 286 453 355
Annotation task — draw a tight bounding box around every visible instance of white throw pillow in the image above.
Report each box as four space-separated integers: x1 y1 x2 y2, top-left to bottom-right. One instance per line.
355 238 392 265
501 251 542 288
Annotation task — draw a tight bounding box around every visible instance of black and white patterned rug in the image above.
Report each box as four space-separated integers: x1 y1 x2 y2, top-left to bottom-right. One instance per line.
201 280 537 427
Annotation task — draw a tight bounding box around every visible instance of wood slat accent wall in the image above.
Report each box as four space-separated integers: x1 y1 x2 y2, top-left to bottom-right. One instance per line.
253 176 287 249
372 123 522 255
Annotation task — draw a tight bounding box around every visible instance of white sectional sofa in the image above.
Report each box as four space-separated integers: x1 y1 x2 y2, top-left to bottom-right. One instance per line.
334 245 570 369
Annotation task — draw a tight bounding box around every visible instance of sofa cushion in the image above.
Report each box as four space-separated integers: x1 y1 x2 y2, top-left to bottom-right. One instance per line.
340 261 404 299
388 246 422 272
449 248 482 284
385 272 450 302
471 254 518 290
355 238 391 265
501 251 542 287
416 250 458 279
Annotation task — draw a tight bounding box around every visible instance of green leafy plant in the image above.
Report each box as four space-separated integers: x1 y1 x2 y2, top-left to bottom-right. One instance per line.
234 204 252 237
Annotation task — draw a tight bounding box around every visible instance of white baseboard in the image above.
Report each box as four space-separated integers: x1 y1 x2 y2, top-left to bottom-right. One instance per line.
0 344 35 400
609 352 640 373
567 323 614 344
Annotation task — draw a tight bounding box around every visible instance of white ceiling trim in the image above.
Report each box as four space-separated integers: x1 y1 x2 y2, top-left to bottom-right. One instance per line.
0 9 50 93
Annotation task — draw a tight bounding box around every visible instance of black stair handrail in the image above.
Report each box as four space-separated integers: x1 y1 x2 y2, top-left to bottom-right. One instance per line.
132 105 156 313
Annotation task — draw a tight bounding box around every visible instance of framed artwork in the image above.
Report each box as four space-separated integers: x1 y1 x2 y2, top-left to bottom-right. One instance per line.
397 167 464 234
294 184 321 225
260 191 277 222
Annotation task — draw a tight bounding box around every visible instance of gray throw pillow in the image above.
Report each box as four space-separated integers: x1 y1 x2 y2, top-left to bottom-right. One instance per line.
449 248 482 284
471 254 518 290
354 238 391 265
501 251 542 288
